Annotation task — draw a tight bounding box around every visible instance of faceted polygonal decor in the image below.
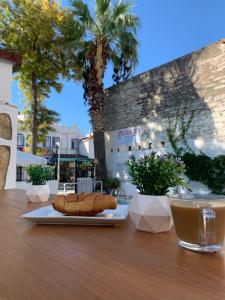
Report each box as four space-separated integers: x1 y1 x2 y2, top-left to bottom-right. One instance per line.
129 194 173 233
0 113 12 140
26 185 50 202
0 145 10 190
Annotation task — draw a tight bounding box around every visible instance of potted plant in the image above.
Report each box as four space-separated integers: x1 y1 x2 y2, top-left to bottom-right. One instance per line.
26 165 54 202
127 153 186 233
103 178 120 194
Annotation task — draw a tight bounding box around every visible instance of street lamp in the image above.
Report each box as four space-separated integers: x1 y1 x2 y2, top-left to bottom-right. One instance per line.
55 138 61 181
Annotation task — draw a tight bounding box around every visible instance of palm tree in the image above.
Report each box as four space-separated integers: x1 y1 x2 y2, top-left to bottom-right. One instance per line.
65 0 139 178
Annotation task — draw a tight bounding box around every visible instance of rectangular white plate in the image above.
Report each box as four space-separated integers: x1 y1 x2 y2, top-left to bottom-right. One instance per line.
22 205 129 226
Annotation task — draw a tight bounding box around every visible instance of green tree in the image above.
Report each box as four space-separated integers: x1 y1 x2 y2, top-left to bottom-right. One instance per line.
19 97 60 155
64 0 139 178
0 0 69 154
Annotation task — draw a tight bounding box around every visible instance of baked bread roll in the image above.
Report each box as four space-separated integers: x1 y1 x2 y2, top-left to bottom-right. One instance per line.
52 193 117 216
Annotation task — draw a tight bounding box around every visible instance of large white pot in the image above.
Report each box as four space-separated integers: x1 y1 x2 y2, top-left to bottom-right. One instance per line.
26 184 50 202
46 180 59 195
128 194 173 233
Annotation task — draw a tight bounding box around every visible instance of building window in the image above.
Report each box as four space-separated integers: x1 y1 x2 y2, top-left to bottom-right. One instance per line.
44 136 52 148
161 141 165 148
16 166 27 181
71 138 78 150
52 136 60 148
16 166 22 181
17 133 24 147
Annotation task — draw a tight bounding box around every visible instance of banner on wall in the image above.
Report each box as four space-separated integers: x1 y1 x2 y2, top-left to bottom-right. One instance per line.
117 127 139 145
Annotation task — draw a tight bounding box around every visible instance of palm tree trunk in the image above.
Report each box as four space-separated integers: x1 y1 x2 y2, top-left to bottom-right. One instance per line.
84 39 109 179
31 73 38 155
84 39 110 179
91 109 107 179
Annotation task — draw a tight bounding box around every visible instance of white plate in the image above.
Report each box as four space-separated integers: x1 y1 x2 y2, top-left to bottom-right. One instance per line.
22 205 129 226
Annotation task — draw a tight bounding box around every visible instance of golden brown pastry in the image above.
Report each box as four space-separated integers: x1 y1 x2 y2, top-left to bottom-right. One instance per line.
52 193 117 216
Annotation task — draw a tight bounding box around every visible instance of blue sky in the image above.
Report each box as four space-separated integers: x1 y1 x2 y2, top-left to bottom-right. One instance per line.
12 0 225 135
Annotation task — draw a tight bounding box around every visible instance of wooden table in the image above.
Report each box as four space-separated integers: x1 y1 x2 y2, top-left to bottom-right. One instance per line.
1 189 225 300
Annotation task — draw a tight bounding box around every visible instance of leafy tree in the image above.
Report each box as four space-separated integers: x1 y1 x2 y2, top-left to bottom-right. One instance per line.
0 0 69 154
64 0 139 178
19 97 60 155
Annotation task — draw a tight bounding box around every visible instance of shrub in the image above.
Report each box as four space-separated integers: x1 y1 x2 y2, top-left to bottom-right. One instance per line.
79 161 93 171
103 178 120 190
26 165 54 185
182 153 225 194
182 152 211 184
127 153 186 196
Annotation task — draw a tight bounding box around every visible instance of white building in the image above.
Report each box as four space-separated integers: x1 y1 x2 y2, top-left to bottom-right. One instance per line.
17 117 94 183
79 133 94 159
0 49 20 189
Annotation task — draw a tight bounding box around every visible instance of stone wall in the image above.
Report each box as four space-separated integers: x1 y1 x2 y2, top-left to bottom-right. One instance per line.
104 40 225 194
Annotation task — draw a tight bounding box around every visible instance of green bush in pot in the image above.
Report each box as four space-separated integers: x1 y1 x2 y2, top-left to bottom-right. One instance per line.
127 153 186 195
26 165 54 202
103 178 120 189
103 178 120 194
26 165 54 185
127 153 187 233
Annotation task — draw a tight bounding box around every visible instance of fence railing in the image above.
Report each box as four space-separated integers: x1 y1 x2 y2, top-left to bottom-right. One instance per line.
63 180 103 194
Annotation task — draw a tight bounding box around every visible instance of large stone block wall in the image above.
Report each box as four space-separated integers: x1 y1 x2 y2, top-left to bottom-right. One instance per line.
104 40 225 194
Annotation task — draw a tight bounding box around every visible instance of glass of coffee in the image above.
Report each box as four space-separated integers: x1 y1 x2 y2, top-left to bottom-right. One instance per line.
170 194 225 253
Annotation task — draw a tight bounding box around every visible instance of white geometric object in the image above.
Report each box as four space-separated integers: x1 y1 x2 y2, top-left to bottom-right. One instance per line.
128 194 173 233
26 185 50 202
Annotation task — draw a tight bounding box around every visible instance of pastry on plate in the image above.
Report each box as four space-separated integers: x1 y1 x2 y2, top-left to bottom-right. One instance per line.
52 192 117 216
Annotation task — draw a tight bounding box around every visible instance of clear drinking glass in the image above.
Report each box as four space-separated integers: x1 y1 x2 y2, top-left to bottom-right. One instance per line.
169 194 225 253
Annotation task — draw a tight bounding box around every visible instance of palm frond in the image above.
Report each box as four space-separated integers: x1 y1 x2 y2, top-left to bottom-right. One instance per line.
114 14 139 32
111 29 138 83
95 0 110 17
112 0 133 20
65 0 139 86
106 1 139 39
61 16 84 49
70 0 94 29
118 31 138 60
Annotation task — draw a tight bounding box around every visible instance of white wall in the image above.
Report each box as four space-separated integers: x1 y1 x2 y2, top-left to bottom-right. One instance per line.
0 59 12 103
53 124 83 154
0 56 17 189
17 122 85 155
17 121 95 160
79 138 94 159
104 126 216 196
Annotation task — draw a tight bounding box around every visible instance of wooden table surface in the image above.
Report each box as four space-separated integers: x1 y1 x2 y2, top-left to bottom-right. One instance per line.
0 189 225 300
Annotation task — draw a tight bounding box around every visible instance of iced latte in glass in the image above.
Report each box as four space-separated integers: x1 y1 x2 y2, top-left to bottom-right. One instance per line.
170 194 225 253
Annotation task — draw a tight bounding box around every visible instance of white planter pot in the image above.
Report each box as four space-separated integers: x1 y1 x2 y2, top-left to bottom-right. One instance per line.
46 180 59 195
128 194 173 233
26 184 50 202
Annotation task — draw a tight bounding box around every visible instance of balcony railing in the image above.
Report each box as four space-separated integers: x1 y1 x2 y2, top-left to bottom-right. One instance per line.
42 147 79 157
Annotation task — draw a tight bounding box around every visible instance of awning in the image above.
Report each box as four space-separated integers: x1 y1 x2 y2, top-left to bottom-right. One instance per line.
16 150 47 167
60 157 92 162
